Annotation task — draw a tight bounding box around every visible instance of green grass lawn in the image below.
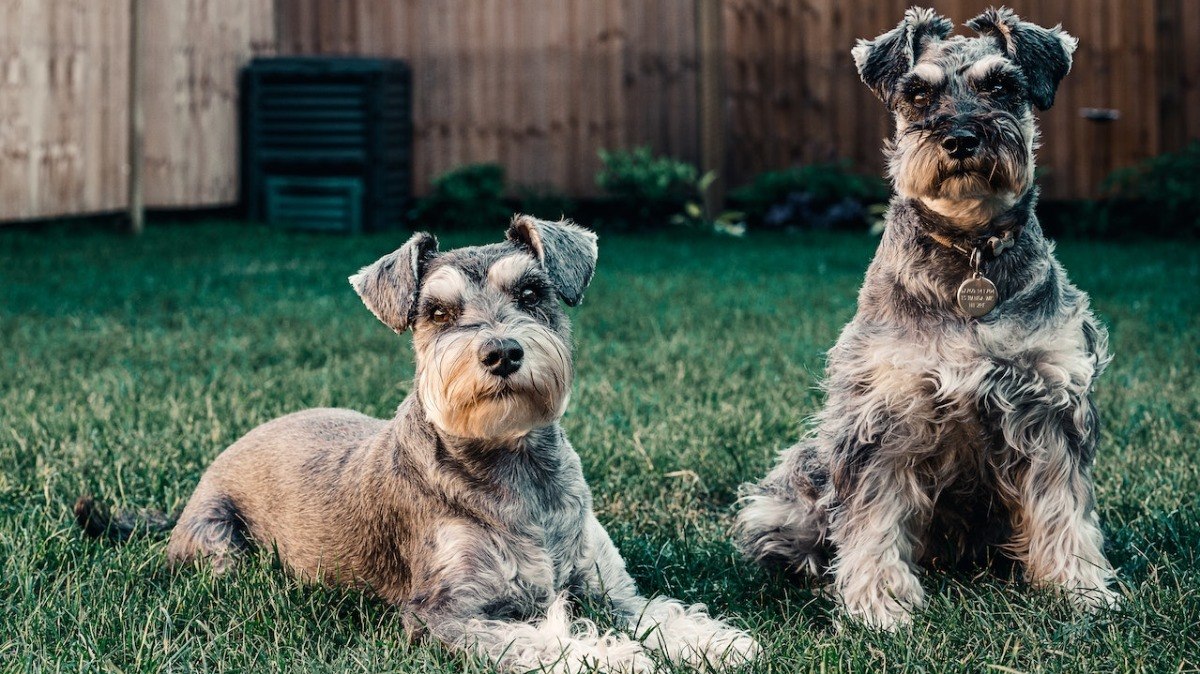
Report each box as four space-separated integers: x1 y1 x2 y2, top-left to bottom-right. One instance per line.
1 221 1197 672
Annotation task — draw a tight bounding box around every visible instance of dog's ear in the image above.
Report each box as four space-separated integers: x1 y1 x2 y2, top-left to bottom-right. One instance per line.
852 7 954 103
967 8 1077 110
506 215 598 307
349 232 439 333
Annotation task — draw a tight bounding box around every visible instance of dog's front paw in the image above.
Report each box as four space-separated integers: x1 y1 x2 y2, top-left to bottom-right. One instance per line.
840 597 913 632
837 582 925 632
702 626 760 670
1068 583 1122 614
678 621 760 671
466 595 656 674
635 598 759 670
1031 564 1121 615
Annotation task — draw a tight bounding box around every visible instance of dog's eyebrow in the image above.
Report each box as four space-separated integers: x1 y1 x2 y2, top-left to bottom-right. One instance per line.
910 63 946 86
486 255 537 290
963 54 1014 80
420 266 469 304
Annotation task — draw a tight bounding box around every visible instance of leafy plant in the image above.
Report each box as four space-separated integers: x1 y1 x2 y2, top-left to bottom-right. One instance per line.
668 171 746 236
596 147 744 234
730 162 889 231
1097 141 1200 238
409 163 510 230
596 147 702 226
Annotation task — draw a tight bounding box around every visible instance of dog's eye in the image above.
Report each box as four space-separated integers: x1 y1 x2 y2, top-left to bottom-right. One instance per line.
517 286 540 308
430 306 455 325
982 75 1011 95
912 92 930 108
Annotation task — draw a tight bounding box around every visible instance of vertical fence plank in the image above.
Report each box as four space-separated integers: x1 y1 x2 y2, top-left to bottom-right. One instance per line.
1179 0 1200 143
697 0 726 212
128 0 143 233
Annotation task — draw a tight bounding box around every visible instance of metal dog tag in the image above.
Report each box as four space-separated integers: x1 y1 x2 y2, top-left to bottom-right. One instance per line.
957 274 997 317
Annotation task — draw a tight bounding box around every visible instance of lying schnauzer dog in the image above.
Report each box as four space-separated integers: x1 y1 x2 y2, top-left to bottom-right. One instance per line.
736 8 1118 629
77 216 757 672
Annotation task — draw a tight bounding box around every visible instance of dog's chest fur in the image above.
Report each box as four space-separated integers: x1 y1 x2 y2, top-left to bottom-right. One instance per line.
361 410 593 608
448 432 594 591
431 458 593 618
820 200 1106 505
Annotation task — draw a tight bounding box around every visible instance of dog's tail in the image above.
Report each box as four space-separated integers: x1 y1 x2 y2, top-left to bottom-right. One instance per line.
74 495 176 542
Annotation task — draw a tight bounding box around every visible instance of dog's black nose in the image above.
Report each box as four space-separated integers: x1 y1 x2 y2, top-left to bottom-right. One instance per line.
941 130 980 160
479 338 524 377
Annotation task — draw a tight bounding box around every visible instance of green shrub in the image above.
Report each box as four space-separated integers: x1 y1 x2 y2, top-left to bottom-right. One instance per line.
729 162 889 231
596 147 701 226
409 163 510 230
1097 141 1200 238
596 147 744 233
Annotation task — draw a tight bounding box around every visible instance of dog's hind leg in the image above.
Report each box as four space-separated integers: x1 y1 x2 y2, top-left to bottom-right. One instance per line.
734 439 831 577
165 491 251 573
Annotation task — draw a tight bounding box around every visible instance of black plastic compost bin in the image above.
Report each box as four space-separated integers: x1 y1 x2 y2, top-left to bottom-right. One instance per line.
242 57 412 232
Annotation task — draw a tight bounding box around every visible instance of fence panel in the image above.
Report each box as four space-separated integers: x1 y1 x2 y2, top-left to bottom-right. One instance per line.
141 0 276 207
0 0 129 220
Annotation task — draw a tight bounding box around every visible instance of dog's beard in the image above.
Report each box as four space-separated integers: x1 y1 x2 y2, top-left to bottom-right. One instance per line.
416 323 572 440
888 114 1035 225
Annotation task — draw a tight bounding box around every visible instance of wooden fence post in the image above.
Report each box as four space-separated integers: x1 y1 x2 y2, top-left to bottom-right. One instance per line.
697 0 726 217
128 0 144 235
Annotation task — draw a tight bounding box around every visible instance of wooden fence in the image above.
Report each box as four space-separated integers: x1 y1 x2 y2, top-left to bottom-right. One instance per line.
0 0 274 221
1 0 1197 221
0 1 129 220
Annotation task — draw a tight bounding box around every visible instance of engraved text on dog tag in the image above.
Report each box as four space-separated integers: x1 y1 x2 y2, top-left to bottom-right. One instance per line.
957 274 997 317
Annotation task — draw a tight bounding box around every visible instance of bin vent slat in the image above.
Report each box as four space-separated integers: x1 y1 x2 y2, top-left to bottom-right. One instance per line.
265 176 365 233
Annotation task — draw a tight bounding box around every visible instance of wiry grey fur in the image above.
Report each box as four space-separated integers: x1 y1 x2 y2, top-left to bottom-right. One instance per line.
77 215 757 672
735 8 1118 630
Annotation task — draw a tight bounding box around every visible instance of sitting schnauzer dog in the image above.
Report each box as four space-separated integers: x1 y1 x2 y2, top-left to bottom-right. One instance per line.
77 216 757 672
735 8 1118 630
